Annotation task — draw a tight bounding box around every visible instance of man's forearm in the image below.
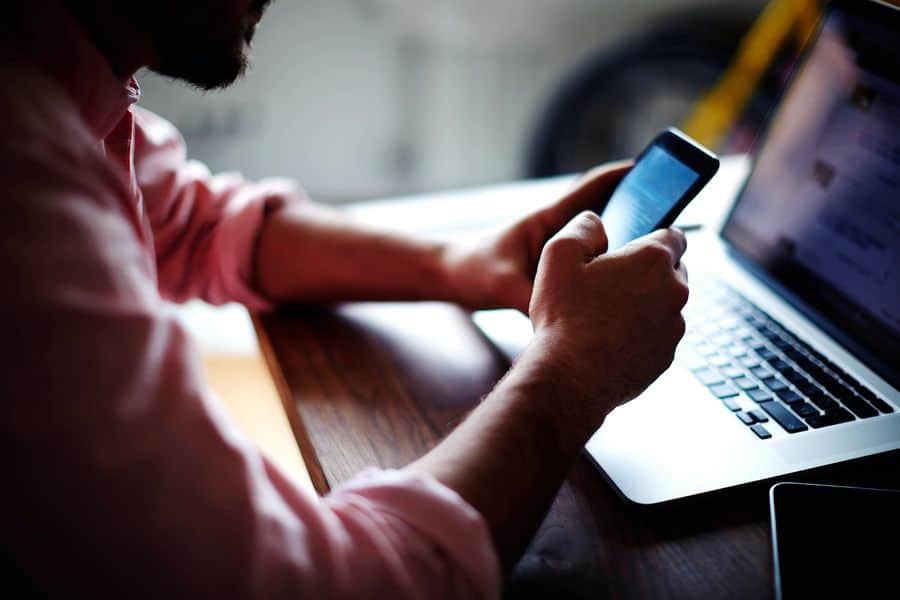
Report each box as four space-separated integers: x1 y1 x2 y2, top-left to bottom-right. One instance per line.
254 202 457 304
407 335 602 571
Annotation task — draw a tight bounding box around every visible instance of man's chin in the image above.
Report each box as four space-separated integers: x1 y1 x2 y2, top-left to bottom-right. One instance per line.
153 48 248 91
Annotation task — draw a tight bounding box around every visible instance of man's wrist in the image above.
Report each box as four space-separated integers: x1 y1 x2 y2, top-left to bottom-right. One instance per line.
504 334 610 454
433 241 476 307
429 240 462 303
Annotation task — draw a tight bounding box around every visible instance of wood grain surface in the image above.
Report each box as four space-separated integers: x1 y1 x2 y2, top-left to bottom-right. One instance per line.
259 300 900 599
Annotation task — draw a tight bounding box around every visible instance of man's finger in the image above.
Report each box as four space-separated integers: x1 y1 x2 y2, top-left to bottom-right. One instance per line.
507 276 533 314
676 262 688 285
543 211 609 264
644 227 688 268
537 161 632 234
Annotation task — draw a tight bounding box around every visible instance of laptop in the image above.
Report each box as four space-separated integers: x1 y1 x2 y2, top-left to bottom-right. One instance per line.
474 0 900 504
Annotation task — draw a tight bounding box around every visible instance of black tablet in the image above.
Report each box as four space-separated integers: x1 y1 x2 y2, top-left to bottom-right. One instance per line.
769 481 900 600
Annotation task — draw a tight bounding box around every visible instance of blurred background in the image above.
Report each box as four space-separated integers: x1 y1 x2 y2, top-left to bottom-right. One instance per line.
138 0 818 204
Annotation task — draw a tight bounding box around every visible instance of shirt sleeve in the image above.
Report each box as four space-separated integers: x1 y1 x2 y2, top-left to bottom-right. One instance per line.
0 82 500 598
132 106 301 311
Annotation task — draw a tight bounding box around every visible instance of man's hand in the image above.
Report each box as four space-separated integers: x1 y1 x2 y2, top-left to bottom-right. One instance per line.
409 207 689 569
528 212 689 441
441 162 631 313
255 161 631 310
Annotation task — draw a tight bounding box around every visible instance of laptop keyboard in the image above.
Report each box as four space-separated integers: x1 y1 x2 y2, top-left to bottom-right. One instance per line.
679 279 894 439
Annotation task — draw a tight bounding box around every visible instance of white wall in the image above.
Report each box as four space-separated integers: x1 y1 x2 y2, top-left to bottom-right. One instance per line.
136 0 758 202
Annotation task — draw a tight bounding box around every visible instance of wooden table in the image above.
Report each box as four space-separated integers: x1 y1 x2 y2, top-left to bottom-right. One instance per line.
255 162 900 598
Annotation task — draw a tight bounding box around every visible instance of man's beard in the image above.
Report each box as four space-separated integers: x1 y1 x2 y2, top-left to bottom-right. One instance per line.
154 35 249 91
136 3 256 91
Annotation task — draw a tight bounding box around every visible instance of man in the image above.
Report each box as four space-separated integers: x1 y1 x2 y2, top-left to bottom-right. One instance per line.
0 0 689 597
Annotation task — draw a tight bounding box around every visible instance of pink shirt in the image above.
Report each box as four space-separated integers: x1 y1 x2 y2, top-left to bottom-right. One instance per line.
0 2 499 596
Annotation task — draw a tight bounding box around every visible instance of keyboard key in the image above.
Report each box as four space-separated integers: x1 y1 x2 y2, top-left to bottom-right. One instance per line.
721 397 742 412
748 311 767 324
783 348 805 361
745 315 765 328
710 383 740 399
782 369 808 385
806 364 829 382
793 402 819 418
806 407 855 429
839 369 863 389
757 325 777 339
795 379 820 396
807 390 838 411
750 424 772 439
726 345 748 357
846 380 892 413
708 354 732 368
748 409 769 423
761 377 789 393
776 389 803 404
772 338 792 350
853 383 876 399
817 371 843 393
721 317 742 331
768 358 791 372
737 411 756 425
748 388 774 403
751 366 773 379
867 396 895 414
762 330 782 343
739 356 761 368
712 333 732 347
734 376 758 390
759 402 808 433
720 365 745 379
757 347 778 361
833 390 878 419
693 368 724 386
795 356 818 374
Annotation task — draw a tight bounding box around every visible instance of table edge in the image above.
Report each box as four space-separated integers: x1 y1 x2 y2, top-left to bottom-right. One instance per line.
251 311 331 494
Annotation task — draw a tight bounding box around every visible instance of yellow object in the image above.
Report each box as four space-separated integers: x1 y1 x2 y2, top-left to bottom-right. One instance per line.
681 0 821 149
203 353 315 493
172 300 314 493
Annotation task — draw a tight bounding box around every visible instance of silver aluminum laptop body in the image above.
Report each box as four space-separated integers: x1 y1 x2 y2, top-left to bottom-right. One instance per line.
474 0 900 504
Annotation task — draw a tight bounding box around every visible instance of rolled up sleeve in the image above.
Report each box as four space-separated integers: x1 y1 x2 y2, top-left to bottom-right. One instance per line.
133 107 302 311
321 469 501 598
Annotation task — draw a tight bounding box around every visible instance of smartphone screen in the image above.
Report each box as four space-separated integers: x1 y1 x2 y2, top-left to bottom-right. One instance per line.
600 128 718 250
770 482 900 600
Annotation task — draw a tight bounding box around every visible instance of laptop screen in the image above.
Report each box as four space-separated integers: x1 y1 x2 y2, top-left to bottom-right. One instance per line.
723 0 900 388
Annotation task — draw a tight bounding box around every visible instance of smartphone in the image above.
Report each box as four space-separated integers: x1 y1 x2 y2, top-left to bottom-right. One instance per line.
770 481 900 600
599 127 719 250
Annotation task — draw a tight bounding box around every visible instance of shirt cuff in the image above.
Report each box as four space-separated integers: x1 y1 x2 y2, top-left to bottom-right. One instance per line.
211 177 306 312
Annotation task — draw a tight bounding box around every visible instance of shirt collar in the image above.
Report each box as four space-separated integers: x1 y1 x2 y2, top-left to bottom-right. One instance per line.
8 0 141 140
